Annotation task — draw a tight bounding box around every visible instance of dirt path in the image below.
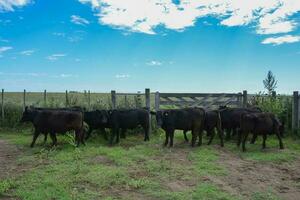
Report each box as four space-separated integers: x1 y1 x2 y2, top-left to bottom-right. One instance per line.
208 147 300 200
0 140 22 180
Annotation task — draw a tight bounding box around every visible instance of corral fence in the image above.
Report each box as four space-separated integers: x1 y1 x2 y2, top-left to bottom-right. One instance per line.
1 89 300 132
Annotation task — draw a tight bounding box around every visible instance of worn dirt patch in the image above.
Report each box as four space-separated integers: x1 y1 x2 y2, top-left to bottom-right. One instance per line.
89 155 115 165
208 146 300 200
0 140 23 180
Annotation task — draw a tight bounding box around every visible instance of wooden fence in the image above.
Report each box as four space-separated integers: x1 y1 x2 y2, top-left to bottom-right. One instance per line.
293 91 300 132
155 91 248 110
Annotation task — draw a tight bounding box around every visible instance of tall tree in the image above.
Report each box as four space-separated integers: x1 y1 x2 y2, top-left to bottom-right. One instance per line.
263 70 277 95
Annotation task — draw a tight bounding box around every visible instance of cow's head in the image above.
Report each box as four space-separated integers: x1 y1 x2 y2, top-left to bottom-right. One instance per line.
151 110 167 128
20 106 36 123
97 110 108 124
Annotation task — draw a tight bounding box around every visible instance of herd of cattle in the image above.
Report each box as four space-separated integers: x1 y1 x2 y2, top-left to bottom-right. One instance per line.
20 105 284 152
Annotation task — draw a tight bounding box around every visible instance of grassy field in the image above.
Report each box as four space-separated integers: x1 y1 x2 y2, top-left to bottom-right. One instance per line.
1 128 300 200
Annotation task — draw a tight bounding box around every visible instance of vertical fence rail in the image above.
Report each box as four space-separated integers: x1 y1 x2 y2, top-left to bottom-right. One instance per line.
145 88 151 135
155 92 160 111
1 89 4 121
44 90 47 106
243 90 248 108
111 90 116 109
23 89 26 111
88 90 91 110
292 91 299 132
65 90 69 107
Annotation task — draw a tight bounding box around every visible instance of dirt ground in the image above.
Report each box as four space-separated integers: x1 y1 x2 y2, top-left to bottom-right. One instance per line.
207 147 300 200
1 139 300 200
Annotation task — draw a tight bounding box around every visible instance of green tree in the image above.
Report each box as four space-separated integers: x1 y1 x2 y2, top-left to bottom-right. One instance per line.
263 70 277 95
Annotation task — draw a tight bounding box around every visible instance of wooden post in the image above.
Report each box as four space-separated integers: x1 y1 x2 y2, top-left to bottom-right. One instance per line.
111 90 116 109
145 88 151 135
65 90 69 107
44 90 47 106
242 90 247 108
272 91 276 98
292 91 299 132
155 92 160 111
88 90 91 110
1 89 4 121
124 95 128 107
23 89 26 111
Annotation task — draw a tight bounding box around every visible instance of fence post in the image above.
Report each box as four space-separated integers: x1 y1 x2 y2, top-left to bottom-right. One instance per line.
155 92 160 111
88 90 91 110
272 91 276 98
242 90 247 108
292 91 299 132
65 90 69 107
124 95 128 107
1 89 4 121
23 89 26 111
145 88 151 135
111 90 116 109
44 90 47 106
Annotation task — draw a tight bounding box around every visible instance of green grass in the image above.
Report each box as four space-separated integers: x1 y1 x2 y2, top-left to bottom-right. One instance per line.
0 129 300 199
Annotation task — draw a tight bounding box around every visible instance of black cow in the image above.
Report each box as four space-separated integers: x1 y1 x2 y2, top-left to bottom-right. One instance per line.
108 109 150 145
182 110 224 147
84 110 109 140
152 108 206 147
20 106 85 147
238 112 284 152
218 106 262 140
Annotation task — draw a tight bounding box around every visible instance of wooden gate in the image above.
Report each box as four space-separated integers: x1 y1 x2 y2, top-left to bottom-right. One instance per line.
155 91 247 110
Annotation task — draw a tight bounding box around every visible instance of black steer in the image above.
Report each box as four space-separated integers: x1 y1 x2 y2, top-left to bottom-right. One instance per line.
108 109 150 145
152 108 206 147
20 106 85 147
238 112 284 152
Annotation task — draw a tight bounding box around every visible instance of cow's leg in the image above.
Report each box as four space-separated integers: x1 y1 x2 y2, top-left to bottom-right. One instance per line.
30 130 40 148
198 128 204 146
75 130 81 147
225 129 231 140
120 129 126 139
191 129 197 147
232 128 237 138
169 129 175 147
80 129 86 146
275 129 284 149
43 133 48 145
85 128 93 140
237 129 242 147
250 133 258 144
217 128 224 147
50 133 57 147
207 128 215 145
262 134 267 149
143 126 150 142
183 130 189 142
164 130 169 146
242 132 249 152
116 128 120 144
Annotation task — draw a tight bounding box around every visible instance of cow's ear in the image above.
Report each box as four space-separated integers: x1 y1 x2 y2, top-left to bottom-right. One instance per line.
25 106 28 112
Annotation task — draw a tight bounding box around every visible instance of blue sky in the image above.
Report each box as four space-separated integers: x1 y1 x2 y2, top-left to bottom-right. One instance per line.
0 0 299 93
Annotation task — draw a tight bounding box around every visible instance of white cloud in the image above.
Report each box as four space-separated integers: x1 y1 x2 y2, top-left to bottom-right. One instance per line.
115 74 130 79
20 49 35 56
58 74 78 78
53 32 66 37
262 35 300 45
46 54 66 61
0 46 12 53
71 15 90 26
0 0 30 12
146 60 162 66
79 0 300 35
